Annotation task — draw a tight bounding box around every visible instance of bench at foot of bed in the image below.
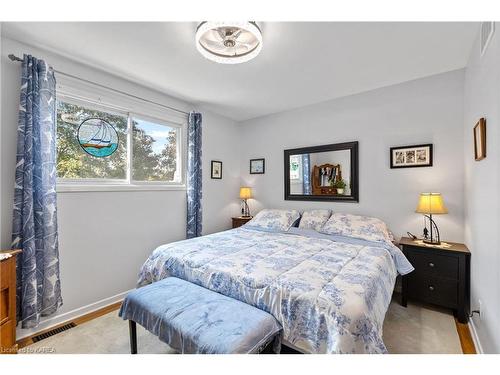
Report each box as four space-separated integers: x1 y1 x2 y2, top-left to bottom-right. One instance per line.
119 277 282 354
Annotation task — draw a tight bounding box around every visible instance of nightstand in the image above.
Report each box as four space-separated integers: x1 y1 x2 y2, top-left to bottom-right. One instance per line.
232 216 253 228
400 237 470 323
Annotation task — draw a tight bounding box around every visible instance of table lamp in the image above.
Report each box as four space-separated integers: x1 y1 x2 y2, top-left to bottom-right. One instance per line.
239 187 253 217
415 192 448 244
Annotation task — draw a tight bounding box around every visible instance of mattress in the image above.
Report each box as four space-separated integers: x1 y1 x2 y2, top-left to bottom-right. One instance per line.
137 226 412 353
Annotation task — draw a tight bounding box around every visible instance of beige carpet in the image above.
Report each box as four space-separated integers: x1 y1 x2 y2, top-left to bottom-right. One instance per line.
20 299 462 354
383 300 462 354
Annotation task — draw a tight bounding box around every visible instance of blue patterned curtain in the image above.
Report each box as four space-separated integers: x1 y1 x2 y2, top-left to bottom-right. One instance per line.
302 153 311 195
11 55 62 329
186 112 202 238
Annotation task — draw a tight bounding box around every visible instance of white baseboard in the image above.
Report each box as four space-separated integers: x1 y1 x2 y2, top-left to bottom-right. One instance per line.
16 289 132 340
469 318 484 354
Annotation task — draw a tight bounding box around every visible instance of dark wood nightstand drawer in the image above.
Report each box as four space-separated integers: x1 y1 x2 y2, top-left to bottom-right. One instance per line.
406 248 458 280
232 216 253 228
399 237 470 323
407 274 458 307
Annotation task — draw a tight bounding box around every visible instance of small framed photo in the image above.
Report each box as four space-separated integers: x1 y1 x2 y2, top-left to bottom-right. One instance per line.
211 160 222 179
473 118 486 161
250 158 265 174
390 144 433 168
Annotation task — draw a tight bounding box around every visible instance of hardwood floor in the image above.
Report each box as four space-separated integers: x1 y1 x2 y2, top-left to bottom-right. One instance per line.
455 317 476 354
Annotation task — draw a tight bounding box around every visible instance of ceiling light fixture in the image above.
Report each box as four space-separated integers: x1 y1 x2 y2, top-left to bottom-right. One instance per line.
195 22 262 64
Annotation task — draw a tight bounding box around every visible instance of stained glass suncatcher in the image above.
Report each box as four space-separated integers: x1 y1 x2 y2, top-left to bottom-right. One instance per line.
77 117 119 157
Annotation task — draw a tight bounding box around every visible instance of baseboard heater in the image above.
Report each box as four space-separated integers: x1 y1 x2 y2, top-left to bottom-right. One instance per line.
31 322 77 343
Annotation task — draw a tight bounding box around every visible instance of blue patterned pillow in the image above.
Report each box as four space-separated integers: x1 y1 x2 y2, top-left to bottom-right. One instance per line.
246 209 301 231
319 213 392 243
298 209 332 231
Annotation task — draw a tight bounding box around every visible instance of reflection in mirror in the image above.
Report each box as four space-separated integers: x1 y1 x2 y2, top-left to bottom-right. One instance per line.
289 150 351 196
284 142 358 202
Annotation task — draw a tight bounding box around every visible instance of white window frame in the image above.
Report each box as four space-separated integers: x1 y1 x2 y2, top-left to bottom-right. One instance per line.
56 78 187 192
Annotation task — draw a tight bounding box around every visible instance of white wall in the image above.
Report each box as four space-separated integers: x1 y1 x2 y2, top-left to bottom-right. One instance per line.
239 70 465 242
1 37 240 337
201 109 242 233
463 24 500 353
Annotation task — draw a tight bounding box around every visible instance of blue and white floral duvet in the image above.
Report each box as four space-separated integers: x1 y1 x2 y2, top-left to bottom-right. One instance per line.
137 226 413 354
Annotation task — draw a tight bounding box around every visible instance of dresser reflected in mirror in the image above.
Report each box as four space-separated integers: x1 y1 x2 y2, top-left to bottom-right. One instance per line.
284 142 358 202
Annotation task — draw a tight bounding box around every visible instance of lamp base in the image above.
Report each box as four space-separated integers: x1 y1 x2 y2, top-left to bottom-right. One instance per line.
242 199 251 217
422 214 441 246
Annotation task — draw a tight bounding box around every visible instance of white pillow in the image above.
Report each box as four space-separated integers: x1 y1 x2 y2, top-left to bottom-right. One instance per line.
298 209 332 231
246 209 301 231
320 213 392 243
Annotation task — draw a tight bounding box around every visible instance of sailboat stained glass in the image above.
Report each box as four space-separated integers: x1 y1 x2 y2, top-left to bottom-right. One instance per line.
77 117 119 157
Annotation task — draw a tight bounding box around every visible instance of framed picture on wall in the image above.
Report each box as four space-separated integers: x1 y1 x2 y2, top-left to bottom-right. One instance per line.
390 144 433 168
250 158 265 174
211 160 222 179
473 118 486 161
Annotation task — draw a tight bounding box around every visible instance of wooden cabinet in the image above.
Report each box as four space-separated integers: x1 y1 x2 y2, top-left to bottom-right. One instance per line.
232 216 253 228
1 250 20 354
400 238 470 323
311 163 342 196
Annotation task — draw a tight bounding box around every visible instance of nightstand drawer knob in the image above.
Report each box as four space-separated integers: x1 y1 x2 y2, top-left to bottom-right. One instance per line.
428 262 435 268
428 285 435 291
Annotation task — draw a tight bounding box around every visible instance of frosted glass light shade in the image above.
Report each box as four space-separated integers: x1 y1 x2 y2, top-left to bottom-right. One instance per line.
416 193 448 214
196 22 262 64
239 187 253 199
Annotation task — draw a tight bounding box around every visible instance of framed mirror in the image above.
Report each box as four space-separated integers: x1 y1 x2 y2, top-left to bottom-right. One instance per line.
284 141 359 202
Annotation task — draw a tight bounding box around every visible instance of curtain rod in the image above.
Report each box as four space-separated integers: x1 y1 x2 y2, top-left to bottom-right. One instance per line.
8 54 190 116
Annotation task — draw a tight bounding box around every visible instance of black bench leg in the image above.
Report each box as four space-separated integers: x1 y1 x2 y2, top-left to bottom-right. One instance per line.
129 320 137 354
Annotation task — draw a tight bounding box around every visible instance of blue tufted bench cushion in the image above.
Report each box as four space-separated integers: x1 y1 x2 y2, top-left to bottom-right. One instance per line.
119 277 282 354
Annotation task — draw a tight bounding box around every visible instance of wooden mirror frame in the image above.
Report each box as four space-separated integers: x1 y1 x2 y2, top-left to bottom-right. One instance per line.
284 141 359 202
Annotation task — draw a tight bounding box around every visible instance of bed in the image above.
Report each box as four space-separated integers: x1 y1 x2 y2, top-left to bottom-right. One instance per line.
137 211 413 354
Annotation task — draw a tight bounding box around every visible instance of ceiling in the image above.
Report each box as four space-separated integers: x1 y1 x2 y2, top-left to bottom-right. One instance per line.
3 22 478 122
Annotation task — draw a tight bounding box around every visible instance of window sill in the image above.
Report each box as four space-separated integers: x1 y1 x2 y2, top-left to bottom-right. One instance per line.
57 184 187 193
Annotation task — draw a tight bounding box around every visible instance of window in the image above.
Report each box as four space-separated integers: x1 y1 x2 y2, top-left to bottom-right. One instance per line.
57 100 128 180
132 117 180 182
56 93 185 190
289 155 302 181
